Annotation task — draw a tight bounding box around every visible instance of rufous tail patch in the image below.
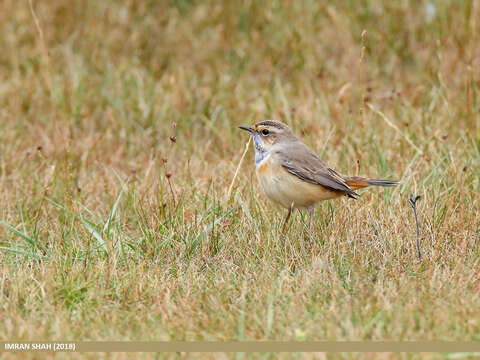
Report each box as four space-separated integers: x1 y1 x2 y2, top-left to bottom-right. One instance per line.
346 179 369 188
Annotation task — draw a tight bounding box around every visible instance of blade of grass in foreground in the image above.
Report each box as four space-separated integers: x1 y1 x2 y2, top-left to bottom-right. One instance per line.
0 246 40 259
188 206 237 255
103 185 125 240
80 215 108 253
235 193 253 225
46 198 109 253
0 220 43 258
0 220 36 247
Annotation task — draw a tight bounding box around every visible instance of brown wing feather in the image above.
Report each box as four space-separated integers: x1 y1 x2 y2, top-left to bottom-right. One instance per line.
275 141 359 199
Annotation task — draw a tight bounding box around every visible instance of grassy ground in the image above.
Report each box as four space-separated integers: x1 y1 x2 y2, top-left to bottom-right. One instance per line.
0 0 479 358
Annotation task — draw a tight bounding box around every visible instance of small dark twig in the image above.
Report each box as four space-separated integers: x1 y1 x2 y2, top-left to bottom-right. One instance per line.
409 194 422 260
166 175 177 208
164 122 177 207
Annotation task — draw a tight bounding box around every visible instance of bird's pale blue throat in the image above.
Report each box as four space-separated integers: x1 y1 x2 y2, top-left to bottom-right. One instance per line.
238 125 269 166
252 133 269 165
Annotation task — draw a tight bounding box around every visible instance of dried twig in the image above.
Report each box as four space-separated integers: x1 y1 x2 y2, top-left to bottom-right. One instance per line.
28 0 57 126
409 194 422 260
227 137 251 199
166 173 176 208
367 103 423 154
165 122 177 207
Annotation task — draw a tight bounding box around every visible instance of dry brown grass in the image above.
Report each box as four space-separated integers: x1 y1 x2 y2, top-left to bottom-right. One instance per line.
0 0 479 359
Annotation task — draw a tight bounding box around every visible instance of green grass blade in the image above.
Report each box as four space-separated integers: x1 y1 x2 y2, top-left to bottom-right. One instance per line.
80 216 108 253
0 220 36 247
103 186 125 239
0 246 40 259
374 141 388 176
189 206 237 254
235 193 252 225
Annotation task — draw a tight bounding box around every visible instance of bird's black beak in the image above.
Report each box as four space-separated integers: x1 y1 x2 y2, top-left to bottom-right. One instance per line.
238 125 253 134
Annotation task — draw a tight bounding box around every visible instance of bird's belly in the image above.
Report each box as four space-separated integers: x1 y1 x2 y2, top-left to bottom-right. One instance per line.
256 157 339 209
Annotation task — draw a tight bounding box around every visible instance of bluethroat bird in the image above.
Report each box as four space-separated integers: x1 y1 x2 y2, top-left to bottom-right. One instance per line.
239 120 398 233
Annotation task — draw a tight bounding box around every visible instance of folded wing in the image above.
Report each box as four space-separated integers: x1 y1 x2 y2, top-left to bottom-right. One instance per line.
275 141 359 199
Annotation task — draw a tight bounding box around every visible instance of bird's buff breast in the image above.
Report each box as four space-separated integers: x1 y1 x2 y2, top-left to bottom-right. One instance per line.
255 154 338 209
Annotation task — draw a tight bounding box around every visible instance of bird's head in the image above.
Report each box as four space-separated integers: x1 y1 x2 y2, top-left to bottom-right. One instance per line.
238 120 295 153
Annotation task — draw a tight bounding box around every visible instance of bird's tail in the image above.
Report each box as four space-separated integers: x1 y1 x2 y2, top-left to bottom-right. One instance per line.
345 176 398 190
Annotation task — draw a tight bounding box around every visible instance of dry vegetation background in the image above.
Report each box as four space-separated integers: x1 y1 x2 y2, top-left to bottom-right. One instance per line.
0 0 479 358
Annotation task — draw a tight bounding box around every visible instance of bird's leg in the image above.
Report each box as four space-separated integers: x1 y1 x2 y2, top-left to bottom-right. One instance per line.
305 206 314 249
308 206 314 233
281 202 294 234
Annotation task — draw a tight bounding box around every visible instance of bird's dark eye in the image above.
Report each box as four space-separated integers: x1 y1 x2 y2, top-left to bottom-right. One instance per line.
261 129 269 136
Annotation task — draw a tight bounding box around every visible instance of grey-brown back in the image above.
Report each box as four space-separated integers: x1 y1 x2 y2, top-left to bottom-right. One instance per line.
273 140 360 199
